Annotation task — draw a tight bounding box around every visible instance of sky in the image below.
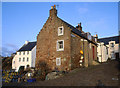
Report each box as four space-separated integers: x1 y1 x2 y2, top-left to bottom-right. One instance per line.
2 2 118 56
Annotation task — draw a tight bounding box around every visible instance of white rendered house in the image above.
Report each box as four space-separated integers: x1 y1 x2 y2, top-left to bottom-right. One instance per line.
98 36 119 61
97 42 108 62
12 41 36 72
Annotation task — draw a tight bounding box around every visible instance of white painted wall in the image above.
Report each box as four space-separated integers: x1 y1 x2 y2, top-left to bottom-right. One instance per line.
106 41 119 60
12 46 36 72
97 42 108 62
31 46 36 67
98 40 119 61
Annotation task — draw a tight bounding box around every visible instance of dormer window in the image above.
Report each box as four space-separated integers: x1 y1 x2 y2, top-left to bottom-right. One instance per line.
19 52 21 55
111 43 114 47
27 51 29 55
23 51 25 55
58 26 64 36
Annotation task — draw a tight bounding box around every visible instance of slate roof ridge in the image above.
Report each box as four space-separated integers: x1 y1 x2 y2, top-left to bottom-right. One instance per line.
58 17 97 45
98 35 119 40
98 36 119 45
58 17 79 31
18 41 36 52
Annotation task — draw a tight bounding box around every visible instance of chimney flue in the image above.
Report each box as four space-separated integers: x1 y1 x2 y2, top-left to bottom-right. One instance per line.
51 6 53 9
49 5 57 17
76 22 82 31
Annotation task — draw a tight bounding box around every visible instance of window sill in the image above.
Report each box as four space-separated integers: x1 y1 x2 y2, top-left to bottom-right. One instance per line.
58 34 63 36
57 49 64 51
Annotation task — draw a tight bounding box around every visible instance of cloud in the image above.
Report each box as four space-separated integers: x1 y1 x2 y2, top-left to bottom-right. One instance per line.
5 43 18 51
1 43 19 56
0 47 14 56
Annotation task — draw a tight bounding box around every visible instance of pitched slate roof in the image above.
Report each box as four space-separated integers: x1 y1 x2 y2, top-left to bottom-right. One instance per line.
18 41 36 52
58 17 97 45
98 36 119 45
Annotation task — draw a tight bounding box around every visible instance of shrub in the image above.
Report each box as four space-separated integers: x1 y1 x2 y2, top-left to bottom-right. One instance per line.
34 61 50 81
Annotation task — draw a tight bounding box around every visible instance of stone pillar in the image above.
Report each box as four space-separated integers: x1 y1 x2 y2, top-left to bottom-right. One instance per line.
84 39 88 67
88 43 93 65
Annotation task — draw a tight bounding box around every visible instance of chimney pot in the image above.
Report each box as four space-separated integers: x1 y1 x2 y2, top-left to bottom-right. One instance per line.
51 6 53 9
78 23 81 26
54 5 56 9
80 22 81 26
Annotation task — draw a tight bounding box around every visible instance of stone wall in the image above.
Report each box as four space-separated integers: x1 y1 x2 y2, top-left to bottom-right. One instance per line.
36 7 98 72
36 15 71 71
71 33 82 69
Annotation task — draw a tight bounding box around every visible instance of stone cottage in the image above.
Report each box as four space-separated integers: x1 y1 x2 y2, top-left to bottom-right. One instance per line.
36 5 97 71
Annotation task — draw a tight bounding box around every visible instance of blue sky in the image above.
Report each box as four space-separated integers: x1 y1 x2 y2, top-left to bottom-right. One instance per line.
2 2 118 56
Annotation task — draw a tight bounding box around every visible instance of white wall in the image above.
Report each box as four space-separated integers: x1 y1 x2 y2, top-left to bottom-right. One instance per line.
106 41 119 60
99 41 119 60
12 46 36 72
97 42 108 62
31 46 36 67
114 44 119 53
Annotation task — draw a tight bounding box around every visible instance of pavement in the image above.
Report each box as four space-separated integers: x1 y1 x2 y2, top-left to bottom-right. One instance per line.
2 60 120 87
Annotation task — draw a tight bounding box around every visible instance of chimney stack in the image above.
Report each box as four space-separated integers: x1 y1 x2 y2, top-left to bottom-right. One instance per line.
93 34 98 42
25 41 29 44
49 5 57 17
76 22 82 31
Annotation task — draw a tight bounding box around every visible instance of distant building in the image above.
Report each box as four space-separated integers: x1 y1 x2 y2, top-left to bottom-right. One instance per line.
12 41 36 72
36 5 98 71
98 36 119 61
97 42 108 62
11 53 16 57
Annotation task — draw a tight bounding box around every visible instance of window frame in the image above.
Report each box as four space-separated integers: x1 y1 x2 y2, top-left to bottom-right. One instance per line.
56 57 61 66
56 40 64 51
19 52 21 55
23 51 25 55
111 43 114 47
58 26 64 36
27 57 29 62
23 57 25 62
27 51 29 55
19 58 21 62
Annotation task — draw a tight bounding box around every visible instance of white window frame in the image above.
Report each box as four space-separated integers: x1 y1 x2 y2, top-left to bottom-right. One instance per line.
19 58 21 62
23 57 25 62
27 51 29 55
58 26 64 36
27 57 29 62
23 51 25 55
19 52 21 55
56 57 61 66
111 43 114 47
56 40 64 51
